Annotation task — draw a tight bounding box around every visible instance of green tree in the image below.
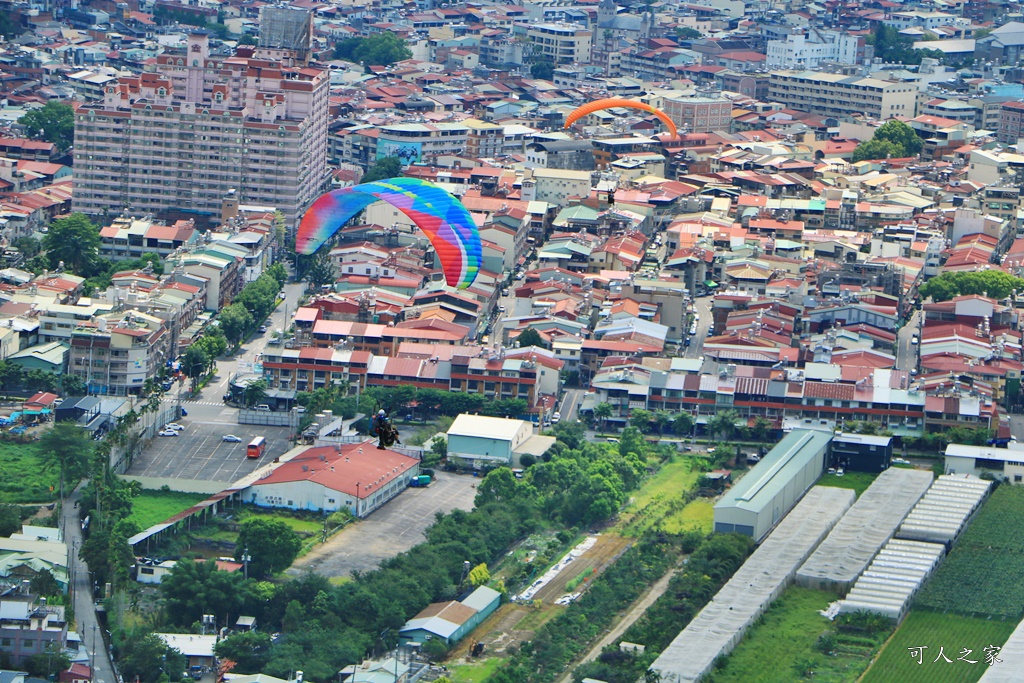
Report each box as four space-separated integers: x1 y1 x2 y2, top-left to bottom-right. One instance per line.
266 262 288 289
18 102 74 152
304 250 335 289
594 402 613 429
42 213 101 274
29 569 60 597
160 559 247 627
874 120 923 156
629 408 653 433
243 379 269 408
361 156 403 184
651 409 674 435
238 33 258 45
707 409 739 441
515 327 545 349
751 416 772 442
0 504 22 537
851 137 903 162
618 426 646 460
0 361 23 391
38 423 92 499
530 59 554 80
24 644 71 679
853 120 924 162
673 411 695 436
181 345 210 384
334 33 412 67
115 631 187 683
219 303 254 345
676 26 702 39
0 11 21 39
467 562 491 587
13 236 41 259
919 270 1024 302
215 631 272 673
235 518 302 577
59 373 87 396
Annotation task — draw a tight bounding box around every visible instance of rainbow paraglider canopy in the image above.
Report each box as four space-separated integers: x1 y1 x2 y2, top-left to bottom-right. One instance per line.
297 177 482 290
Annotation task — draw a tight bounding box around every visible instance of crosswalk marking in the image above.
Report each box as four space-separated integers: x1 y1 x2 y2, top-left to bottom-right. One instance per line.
160 398 229 407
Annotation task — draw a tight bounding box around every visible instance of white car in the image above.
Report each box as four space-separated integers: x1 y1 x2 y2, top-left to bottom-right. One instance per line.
910 335 919 345
158 430 178 437
222 435 242 443
552 412 560 423
164 423 184 431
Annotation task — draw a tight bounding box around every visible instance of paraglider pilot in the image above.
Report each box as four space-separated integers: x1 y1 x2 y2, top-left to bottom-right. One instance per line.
374 409 400 449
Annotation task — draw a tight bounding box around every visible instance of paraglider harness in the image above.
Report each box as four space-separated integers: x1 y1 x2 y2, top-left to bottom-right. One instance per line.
373 412 401 450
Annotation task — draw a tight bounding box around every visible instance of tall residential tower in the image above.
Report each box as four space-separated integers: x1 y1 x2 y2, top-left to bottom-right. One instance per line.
73 32 329 228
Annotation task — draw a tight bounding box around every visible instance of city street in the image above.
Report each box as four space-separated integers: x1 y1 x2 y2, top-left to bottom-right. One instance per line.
684 295 713 359
62 488 115 683
896 309 923 373
206 281 308 398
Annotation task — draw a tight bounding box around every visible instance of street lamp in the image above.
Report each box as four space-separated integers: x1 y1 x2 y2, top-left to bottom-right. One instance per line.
241 547 251 580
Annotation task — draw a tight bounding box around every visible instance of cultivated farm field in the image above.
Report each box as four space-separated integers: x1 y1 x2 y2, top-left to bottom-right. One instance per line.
861 611 1015 683
916 485 1024 618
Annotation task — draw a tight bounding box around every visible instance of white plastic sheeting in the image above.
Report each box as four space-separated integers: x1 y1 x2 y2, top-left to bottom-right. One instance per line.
977 616 1024 681
837 539 945 623
897 474 992 545
649 486 855 683
796 468 933 594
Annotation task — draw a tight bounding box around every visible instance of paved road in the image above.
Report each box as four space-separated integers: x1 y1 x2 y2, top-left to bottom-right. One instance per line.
554 564 680 683
288 471 478 577
559 389 584 423
684 295 713 359
63 488 117 683
207 281 307 397
896 309 922 373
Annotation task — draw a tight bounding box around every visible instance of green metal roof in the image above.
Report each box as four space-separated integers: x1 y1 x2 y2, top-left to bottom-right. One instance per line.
715 429 832 514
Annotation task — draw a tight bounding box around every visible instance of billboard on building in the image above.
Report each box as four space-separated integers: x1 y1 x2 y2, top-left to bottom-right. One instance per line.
377 141 423 165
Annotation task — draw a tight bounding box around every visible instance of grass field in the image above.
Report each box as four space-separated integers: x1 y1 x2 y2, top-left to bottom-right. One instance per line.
241 511 323 534
861 611 1015 683
661 497 715 534
0 442 59 504
618 456 703 536
707 587 889 683
128 490 208 528
917 485 1024 618
448 657 504 683
817 471 878 498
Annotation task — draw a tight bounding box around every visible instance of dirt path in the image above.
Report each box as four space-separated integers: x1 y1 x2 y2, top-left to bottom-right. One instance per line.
554 564 680 683
446 535 634 663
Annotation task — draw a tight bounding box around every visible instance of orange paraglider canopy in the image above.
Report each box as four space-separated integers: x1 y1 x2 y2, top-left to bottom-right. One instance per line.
564 98 678 139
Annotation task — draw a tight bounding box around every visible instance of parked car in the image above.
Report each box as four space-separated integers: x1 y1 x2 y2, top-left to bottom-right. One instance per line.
747 454 761 463
254 404 271 411
222 435 242 443
158 430 178 437
552 412 560 423
836 468 845 477
893 457 911 465
258 325 268 333
163 423 184 431
910 335 919 345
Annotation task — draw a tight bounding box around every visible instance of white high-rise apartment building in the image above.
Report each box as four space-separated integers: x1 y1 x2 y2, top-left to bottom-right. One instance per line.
74 33 329 227
766 30 863 69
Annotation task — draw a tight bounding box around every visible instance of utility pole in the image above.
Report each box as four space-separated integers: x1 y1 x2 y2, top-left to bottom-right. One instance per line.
242 547 251 580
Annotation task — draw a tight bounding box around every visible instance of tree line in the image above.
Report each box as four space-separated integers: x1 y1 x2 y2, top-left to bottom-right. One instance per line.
113 425 664 682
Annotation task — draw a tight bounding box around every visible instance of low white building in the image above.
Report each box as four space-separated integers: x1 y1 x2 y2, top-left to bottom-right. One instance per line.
446 414 552 468
944 443 1024 482
241 443 420 517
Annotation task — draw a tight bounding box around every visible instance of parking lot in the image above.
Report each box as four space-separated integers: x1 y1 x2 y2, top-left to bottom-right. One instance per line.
289 471 479 577
127 402 293 484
